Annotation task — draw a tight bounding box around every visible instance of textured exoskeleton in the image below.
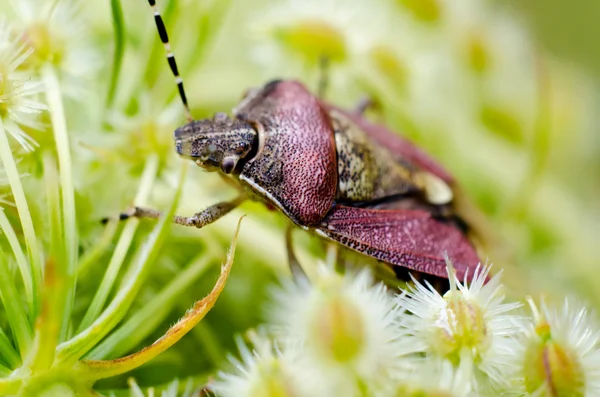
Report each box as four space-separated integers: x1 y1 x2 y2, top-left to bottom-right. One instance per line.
174 80 481 280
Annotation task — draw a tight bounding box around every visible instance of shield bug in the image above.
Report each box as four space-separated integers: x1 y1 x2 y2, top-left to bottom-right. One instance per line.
130 0 484 282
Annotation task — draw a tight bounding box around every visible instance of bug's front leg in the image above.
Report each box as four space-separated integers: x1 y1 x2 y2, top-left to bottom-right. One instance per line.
285 226 308 281
114 196 245 229
352 96 381 116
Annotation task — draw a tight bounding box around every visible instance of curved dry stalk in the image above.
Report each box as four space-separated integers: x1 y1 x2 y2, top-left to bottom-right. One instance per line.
78 216 244 380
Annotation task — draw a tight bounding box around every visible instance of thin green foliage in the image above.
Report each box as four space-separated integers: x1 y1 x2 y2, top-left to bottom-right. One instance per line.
0 252 31 357
0 118 41 320
56 161 186 366
76 219 119 277
0 326 20 369
43 64 79 343
27 155 67 371
0 209 33 319
77 156 159 332
87 254 215 359
106 0 126 110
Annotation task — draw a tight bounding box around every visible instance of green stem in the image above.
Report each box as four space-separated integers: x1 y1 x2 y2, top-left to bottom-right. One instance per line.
0 251 32 357
86 254 215 359
78 215 240 380
0 326 20 369
76 219 118 277
56 162 186 366
0 209 33 319
0 118 41 321
42 65 78 343
105 0 126 110
0 363 10 377
27 155 67 371
76 155 158 333
0 377 21 395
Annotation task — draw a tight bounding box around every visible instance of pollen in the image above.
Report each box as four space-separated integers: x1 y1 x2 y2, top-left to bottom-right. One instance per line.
433 291 489 364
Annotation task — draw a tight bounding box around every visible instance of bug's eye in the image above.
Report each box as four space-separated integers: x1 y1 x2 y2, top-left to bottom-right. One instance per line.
221 156 238 174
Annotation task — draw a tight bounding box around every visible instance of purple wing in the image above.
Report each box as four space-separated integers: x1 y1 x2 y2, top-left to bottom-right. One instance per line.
318 205 480 280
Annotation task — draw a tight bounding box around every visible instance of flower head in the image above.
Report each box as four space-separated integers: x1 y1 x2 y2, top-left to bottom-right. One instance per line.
517 298 600 396
394 357 474 397
396 260 525 390
9 0 99 91
213 335 311 397
270 265 407 394
0 19 45 151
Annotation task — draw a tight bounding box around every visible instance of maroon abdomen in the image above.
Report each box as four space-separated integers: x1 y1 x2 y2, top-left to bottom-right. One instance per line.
237 81 338 226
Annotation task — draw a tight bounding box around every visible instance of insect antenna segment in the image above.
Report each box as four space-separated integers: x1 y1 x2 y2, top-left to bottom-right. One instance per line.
147 0 193 122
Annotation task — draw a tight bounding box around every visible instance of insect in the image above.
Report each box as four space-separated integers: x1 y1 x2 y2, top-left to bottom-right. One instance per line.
131 0 483 282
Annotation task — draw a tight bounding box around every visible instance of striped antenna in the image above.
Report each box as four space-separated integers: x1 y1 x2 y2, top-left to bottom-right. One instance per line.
148 0 193 122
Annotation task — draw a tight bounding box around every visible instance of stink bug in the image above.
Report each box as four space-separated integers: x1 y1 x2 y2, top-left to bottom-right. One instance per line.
130 0 483 282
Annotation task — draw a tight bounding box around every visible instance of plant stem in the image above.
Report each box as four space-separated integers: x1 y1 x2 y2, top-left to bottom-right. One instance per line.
105 0 126 111
27 155 67 371
56 162 186 365
0 377 22 395
0 118 41 321
42 65 78 342
0 209 33 319
78 216 241 379
86 254 215 359
0 326 20 369
76 219 118 277
76 155 158 333
0 252 32 357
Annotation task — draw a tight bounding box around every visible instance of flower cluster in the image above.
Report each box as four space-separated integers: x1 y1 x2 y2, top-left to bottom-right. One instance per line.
214 261 600 397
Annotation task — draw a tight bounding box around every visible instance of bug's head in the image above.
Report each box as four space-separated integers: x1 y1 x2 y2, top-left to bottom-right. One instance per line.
174 113 258 174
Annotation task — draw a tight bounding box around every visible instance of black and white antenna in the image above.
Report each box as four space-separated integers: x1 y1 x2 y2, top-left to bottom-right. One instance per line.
148 0 193 122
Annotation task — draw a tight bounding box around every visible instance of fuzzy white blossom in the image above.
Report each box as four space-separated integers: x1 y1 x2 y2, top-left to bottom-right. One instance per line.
8 0 99 91
0 20 45 151
269 265 410 395
515 298 600 396
393 357 474 396
396 261 526 392
213 335 313 397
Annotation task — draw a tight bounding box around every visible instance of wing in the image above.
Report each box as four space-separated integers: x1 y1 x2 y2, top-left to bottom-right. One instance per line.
317 205 480 280
323 105 455 184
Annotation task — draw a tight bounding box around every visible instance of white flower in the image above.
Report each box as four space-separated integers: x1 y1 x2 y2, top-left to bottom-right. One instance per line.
213 335 313 397
0 19 45 151
396 259 525 391
394 356 474 397
125 377 196 397
247 0 392 98
516 298 600 396
8 0 99 88
269 265 409 395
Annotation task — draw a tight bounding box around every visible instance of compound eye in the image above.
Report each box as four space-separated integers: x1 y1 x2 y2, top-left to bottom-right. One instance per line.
221 156 238 174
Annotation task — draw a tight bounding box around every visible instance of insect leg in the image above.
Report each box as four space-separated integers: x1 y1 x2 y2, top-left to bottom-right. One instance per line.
352 96 381 116
317 55 330 99
285 225 308 280
110 196 245 229
173 197 244 228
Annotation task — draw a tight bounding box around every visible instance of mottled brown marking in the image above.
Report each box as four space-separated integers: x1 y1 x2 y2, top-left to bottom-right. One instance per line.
174 115 257 174
330 109 422 202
